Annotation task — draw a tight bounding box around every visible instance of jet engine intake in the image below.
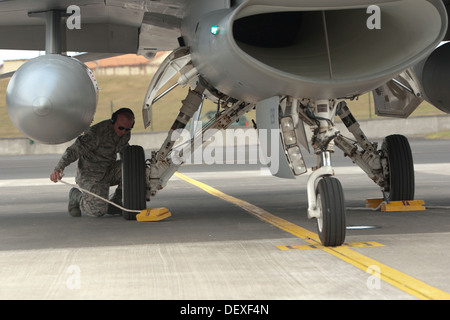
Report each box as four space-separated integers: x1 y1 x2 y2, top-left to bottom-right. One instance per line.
185 0 447 103
415 42 450 114
6 55 98 144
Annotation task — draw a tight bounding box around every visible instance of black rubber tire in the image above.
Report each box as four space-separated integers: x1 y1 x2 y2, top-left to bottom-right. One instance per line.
122 145 147 220
316 177 346 247
382 135 415 201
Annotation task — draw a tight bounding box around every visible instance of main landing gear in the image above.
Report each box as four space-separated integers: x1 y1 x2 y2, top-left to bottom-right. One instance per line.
300 99 415 246
380 134 415 201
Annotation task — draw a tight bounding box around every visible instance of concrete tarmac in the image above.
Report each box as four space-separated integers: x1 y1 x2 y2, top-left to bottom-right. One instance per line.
0 138 450 302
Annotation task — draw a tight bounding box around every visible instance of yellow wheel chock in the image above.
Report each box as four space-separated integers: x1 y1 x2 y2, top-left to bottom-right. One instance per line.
366 198 426 212
136 208 172 222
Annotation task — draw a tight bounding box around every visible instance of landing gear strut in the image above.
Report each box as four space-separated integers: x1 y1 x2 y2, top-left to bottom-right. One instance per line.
333 103 415 202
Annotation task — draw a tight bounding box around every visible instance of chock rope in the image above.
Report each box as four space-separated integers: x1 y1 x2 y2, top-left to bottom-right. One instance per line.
346 204 383 211
57 179 141 213
56 177 450 215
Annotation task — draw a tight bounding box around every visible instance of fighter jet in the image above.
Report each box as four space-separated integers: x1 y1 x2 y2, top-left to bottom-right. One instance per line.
1 0 449 246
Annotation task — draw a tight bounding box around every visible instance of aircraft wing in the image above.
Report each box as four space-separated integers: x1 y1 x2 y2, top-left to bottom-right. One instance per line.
2 0 449 147
0 0 186 57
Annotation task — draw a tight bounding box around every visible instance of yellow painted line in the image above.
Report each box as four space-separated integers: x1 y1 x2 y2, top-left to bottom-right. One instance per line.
174 172 450 300
174 172 320 242
277 241 385 251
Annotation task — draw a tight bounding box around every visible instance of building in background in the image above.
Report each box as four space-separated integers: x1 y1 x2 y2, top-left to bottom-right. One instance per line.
85 52 169 76
2 59 28 73
1 52 169 76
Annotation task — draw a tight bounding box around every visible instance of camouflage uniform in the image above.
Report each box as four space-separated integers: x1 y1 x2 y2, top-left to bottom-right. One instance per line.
55 120 131 217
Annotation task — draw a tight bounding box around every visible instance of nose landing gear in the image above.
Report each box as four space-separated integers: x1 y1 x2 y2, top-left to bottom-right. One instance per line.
301 100 347 247
315 176 347 247
302 99 415 247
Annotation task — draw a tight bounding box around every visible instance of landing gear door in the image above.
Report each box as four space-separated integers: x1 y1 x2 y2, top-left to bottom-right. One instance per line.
256 96 307 179
142 47 192 129
372 68 424 118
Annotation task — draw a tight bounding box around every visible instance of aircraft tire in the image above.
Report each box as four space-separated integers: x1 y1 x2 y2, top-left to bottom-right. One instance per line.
316 176 346 247
122 145 147 220
381 134 415 201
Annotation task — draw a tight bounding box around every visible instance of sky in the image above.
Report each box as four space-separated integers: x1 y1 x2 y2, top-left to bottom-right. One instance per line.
0 50 44 64
0 50 84 66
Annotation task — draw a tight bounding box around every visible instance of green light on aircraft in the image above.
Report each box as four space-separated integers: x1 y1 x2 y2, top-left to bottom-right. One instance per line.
210 25 220 35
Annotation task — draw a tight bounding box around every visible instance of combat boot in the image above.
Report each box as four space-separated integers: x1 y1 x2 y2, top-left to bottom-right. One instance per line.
108 187 123 215
68 188 82 217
